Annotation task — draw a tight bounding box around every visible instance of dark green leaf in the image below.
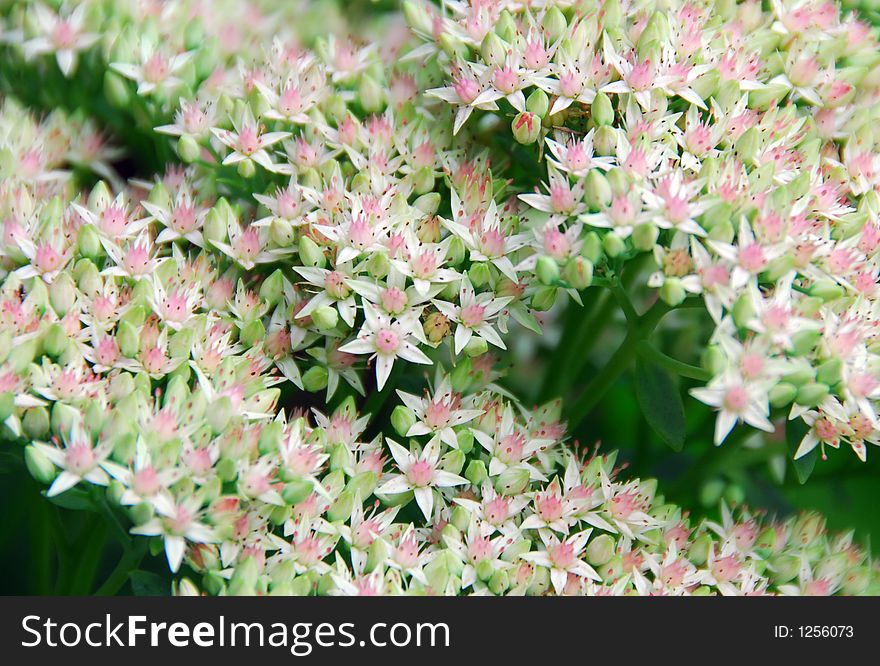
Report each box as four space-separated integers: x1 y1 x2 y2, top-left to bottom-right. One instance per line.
635 360 685 451
130 570 170 596
786 418 817 484
45 487 97 511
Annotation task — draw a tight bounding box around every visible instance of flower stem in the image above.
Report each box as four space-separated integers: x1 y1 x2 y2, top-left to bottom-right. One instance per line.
636 340 711 381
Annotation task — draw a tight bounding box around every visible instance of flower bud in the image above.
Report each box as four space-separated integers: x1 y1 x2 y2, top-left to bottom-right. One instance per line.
423 312 451 343
795 382 829 408
468 262 492 287
530 285 557 311
562 256 593 289
580 231 603 263
586 533 615 566
391 405 417 437
298 235 326 268
731 293 754 328
228 556 260 596
769 554 800 583
48 273 76 315
768 382 798 408
584 170 612 211
810 279 844 301
42 322 67 358
358 74 384 113
480 32 507 66
591 92 614 126
23 407 50 440
347 471 378 498
176 134 201 163
602 231 626 258
208 396 233 435
593 125 616 155
259 269 285 307
488 569 509 595
816 358 843 387
103 71 131 107
659 277 687 306
302 365 329 392
282 479 313 505
542 6 567 42
311 305 338 331
688 533 713 566
236 157 256 179
526 89 550 118
512 112 541 144
0 391 12 422
239 319 265 347
495 466 530 496
535 255 560 285
327 490 355 523
464 336 489 357
441 449 465 476
465 459 488 485
25 445 56 485
76 223 102 260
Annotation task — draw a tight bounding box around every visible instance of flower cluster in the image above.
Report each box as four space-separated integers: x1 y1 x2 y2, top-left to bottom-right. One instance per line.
0 0 877 595
405 0 880 461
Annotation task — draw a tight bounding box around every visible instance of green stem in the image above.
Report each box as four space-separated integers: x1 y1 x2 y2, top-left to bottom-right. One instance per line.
94 543 147 596
566 300 671 428
636 341 711 381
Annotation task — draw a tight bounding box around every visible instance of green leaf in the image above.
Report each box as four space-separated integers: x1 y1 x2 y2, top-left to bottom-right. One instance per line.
129 570 170 596
786 418 817 484
635 359 685 451
45 487 97 512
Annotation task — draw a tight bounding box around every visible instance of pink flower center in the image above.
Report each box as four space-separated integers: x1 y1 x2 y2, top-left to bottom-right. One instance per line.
375 328 399 354
460 303 486 328
407 459 434 487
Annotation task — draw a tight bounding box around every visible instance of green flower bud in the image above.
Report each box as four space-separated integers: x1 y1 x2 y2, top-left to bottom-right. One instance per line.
542 6 567 42
593 125 617 155
0 391 13 422
346 471 378 498
104 70 131 107
495 466 530 496
236 157 256 179
770 554 800 583
535 255 560 285
526 89 550 118
464 336 489 357
580 231 603 263
455 428 474 454
810 279 844 301
391 405 417 437
48 273 76 316
358 74 384 113
239 319 265 347
732 293 754 328
768 382 798 408
208 396 233 434
25 445 56 485
591 92 614 126
441 449 465 476
259 269 284 307
116 320 139 358
282 479 314 505
42 322 67 358
598 556 623 583
735 127 760 164
298 235 326 268
631 222 659 252
480 31 507 65
793 512 826 546
228 556 260 596
465 459 488 486
311 305 338 331
659 277 687 306
602 231 626 258
562 256 593 290
688 534 713 566
488 568 509 595
816 358 843 387
23 407 50 440
176 134 201 163
302 365 329 392
584 170 612 211
795 382 829 408
77 223 102 260
327 490 354 522
530 285 557 311
468 261 492 287
512 112 541 144
50 402 79 438
586 533 615 566
790 329 821 356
